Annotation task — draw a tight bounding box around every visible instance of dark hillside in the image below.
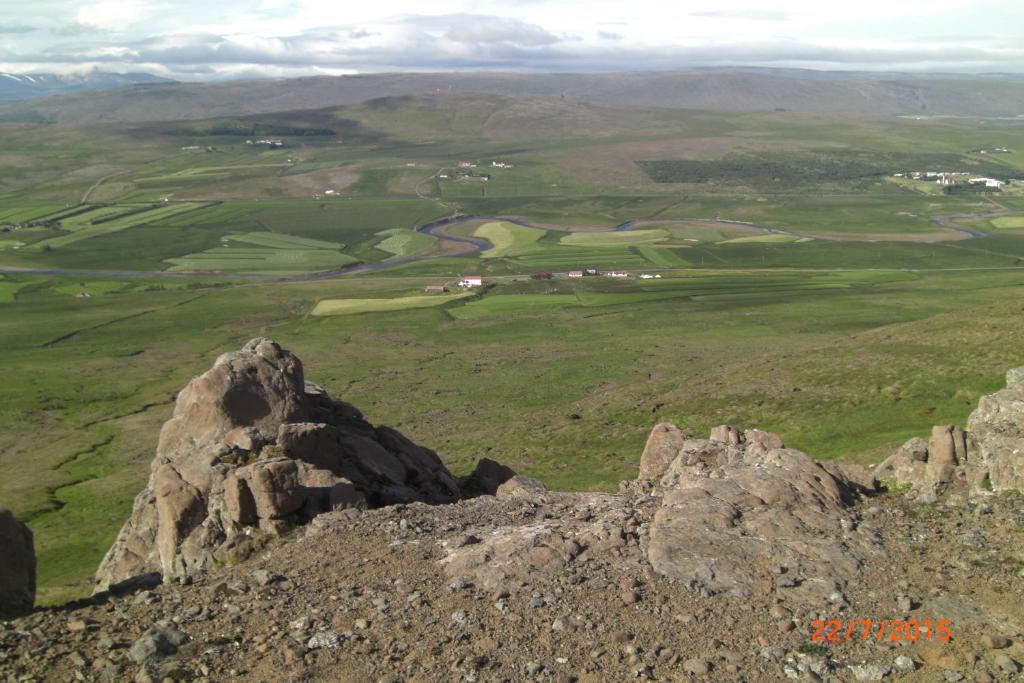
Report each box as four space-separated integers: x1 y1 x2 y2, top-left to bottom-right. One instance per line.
5 69 1024 124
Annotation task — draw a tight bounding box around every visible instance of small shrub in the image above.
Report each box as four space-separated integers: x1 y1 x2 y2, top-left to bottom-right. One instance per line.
880 480 913 496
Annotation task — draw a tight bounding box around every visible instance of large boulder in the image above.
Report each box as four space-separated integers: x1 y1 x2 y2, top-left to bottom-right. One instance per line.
0 510 35 619
875 437 928 485
876 426 969 501
642 426 879 605
95 338 462 591
968 367 1024 493
461 458 516 496
638 423 689 481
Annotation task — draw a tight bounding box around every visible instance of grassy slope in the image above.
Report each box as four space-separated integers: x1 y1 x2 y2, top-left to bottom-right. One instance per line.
3 268 1024 603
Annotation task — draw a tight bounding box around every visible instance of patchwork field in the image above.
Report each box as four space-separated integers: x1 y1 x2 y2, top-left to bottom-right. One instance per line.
0 203 68 224
27 202 212 250
164 230 360 273
135 163 293 185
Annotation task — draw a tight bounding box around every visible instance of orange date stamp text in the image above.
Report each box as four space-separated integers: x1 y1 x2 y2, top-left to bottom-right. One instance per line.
810 619 952 643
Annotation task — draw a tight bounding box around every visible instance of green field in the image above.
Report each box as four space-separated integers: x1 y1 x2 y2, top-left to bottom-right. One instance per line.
29 203 211 250
0 202 69 224
166 230 356 273
135 163 292 185
0 281 23 302
720 234 805 244
166 247 358 273
449 293 580 319
225 232 343 250
990 216 1024 229
559 229 669 246
312 292 472 316
374 229 439 258
475 221 546 257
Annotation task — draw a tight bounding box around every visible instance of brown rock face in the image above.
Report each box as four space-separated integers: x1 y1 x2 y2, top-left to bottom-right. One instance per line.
645 427 877 604
926 425 965 487
0 510 35 619
95 338 461 591
968 367 1024 493
709 424 743 445
638 423 689 481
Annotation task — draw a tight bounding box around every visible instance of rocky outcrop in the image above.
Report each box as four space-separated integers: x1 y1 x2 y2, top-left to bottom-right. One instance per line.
968 367 1024 493
443 423 882 610
876 426 968 501
0 510 35 619
95 338 464 591
642 425 879 604
876 366 1024 499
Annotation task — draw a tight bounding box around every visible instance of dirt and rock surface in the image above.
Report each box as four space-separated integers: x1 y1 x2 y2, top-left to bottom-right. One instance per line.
2 340 1023 682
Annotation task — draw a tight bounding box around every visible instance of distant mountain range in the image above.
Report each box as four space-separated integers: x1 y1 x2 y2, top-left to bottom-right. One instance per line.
0 71 175 103
2 69 1024 122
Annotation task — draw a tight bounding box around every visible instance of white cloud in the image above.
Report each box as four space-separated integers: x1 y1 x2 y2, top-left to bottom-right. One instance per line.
0 0 1020 78
76 0 153 29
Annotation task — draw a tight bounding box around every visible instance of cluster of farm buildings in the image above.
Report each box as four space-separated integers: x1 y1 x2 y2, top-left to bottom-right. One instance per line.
423 270 662 292
245 139 285 148
437 161 515 183
894 170 1010 189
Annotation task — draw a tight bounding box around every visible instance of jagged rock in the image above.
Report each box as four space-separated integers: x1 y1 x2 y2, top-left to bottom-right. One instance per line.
462 458 516 496
645 429 877 604
0 510 35 619
441 522 584 591
441 492 631 590
822 462 878 495
709 424 743 445
968 367 1024 493
128 625 188 664
926 425 966 490
95 338 464 591
849 663 891 681
744 428 784 457
638 423 688 481
875 437 928 485
496 475 548 501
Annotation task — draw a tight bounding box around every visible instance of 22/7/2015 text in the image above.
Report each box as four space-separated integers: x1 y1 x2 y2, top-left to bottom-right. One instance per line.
810 619 952 642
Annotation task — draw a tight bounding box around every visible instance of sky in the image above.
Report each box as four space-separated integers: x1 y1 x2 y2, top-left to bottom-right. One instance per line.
1 0 1024 80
